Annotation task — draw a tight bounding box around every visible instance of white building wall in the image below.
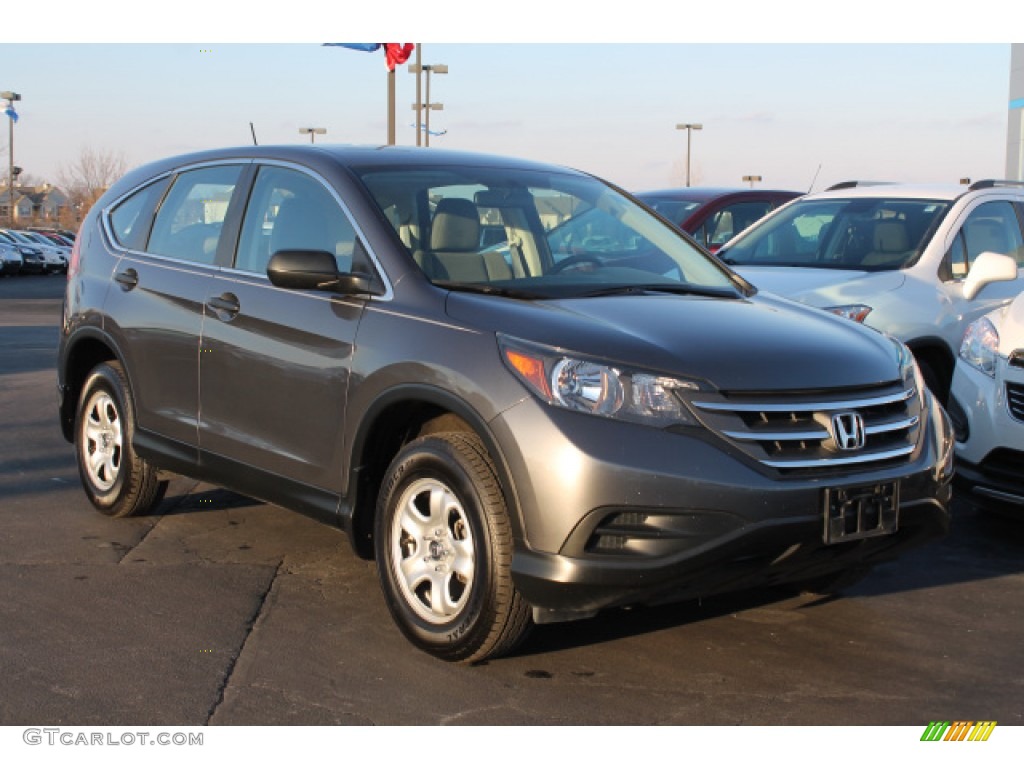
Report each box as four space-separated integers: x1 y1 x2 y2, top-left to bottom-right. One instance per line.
1008 43 1024 181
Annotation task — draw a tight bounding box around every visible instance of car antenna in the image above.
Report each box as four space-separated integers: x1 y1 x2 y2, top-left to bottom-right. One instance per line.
808 163 822 193
250 122 259 146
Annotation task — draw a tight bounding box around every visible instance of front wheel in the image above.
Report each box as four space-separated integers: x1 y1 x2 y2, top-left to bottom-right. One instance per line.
375 432 531 662
74 361 167 517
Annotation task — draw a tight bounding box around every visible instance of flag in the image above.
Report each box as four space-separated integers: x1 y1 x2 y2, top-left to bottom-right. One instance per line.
384 43 415 71
3 101 17 123
325 43 416 71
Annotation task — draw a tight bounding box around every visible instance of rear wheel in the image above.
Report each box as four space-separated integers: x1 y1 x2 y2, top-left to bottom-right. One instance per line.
375 432 531 662
75 361 167 517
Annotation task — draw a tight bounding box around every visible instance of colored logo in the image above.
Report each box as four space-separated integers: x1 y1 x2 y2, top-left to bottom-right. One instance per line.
920 721 997 742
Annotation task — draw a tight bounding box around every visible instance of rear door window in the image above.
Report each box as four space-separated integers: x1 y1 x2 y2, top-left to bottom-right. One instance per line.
147 165 243 265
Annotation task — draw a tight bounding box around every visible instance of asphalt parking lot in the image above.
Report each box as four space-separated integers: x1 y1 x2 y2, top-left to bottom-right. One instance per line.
1 274 1022 726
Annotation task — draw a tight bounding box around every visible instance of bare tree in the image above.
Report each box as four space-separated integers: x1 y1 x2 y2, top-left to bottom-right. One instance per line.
57 147 128 216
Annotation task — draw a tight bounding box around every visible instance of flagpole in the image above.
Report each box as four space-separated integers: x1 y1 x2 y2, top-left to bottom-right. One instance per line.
414 45 422 147
387 68 396 145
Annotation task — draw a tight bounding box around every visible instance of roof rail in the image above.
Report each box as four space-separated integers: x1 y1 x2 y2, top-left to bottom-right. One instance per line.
967 179 1024 191
825 181 894 191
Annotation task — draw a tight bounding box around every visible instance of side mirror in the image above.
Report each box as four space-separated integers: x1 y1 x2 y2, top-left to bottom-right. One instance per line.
267 250 378 295
962 251 1019 300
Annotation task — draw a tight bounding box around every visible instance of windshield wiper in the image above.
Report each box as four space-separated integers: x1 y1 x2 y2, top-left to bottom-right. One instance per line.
574 283 741 299
434 281 548 300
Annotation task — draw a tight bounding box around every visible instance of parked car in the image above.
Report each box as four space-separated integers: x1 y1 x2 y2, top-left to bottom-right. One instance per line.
948 291 1024 516
15 230 68 274
716 180 1024 403
0 241 22 275
58 146 953 662
0 230 45 274
634 187 802 252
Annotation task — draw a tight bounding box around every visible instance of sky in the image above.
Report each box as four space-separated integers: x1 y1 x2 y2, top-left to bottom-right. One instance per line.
0 3 1017 195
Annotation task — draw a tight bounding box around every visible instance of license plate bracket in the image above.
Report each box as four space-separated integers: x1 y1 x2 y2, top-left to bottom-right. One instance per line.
822 481 899 544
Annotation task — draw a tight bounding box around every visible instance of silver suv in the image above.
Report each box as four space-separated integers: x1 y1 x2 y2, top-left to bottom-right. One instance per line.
58 146 953 662
718 180 1024 402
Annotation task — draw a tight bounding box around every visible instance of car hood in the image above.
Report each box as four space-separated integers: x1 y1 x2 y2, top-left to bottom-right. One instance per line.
733 266 906 307
445 290 901 391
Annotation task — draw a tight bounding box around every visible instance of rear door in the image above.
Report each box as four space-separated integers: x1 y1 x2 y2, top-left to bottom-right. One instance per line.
103 163 245 451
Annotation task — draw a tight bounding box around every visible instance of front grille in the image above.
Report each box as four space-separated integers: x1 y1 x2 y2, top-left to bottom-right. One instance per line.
1007 382 1024 422
687 381 921 475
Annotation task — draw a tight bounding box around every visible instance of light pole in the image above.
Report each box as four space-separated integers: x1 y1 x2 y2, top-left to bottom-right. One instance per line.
676 122 702 187
2 90 20 227
742 174 762 188
411 63 447 147
299 127 326 144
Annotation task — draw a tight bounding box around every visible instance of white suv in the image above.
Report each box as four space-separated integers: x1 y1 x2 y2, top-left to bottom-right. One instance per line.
949 292 1024 514
717 180 1024 402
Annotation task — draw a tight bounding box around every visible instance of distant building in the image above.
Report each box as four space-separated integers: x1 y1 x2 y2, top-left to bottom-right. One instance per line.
1008 44 1024 181
0 183 70 223
0 186 33 222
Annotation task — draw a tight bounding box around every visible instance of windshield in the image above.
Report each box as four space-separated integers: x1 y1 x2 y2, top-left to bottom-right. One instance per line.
636 197 702 224
718 197 951 271
355 165 743 300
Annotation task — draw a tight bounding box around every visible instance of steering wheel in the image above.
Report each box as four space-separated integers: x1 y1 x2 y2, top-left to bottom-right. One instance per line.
549 254 603 274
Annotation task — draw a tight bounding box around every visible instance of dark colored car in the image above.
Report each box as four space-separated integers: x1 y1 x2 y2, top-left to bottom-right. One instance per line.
0 230 45 274
635 187 802 252
0 241 22 275
58 146 952 662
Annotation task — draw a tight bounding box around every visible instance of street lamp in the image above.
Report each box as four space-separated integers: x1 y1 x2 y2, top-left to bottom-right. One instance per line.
676 122 702 187
299 127 326 144
2 90 20 227
742 175 762 188
410 63 447 147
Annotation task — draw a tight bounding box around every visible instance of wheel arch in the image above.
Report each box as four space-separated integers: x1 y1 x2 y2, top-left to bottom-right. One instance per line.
905 336 955 405
345 384 523 560
59 329 123 443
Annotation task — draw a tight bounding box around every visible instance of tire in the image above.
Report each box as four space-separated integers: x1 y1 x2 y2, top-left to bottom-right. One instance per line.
375 432 531 662
74 361 167 517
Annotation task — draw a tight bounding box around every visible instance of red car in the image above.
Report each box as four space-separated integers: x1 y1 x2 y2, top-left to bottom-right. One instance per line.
635 187 801 252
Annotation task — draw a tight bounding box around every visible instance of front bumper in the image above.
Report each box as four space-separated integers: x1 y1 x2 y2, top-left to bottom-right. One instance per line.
949 359 1024 511
494 389 953 621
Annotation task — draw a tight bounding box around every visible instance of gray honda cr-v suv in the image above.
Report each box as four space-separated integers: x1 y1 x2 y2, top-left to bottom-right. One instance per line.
58 145 953 662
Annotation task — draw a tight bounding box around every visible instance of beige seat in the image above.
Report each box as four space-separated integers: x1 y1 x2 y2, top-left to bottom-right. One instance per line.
429 198 511 282
862 220 910 267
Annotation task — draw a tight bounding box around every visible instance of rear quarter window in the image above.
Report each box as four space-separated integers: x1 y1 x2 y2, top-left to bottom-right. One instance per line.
108 178 170 251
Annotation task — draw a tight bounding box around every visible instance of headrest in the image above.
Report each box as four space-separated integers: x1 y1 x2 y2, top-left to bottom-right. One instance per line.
431 198 480 252
873 221 909 253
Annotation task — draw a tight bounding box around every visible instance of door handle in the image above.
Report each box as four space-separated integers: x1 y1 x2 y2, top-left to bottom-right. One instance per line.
206 293 240 319
113 268 138 290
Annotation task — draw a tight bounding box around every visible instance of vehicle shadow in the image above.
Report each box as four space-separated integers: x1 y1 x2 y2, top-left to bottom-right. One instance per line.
150 484 262 517
504 499 1023 660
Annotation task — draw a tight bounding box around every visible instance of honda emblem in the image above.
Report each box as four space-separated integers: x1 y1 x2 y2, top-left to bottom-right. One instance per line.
830 412 866 451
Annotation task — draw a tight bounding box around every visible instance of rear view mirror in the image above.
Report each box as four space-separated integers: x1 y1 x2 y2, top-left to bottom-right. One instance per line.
267 250 379 295
267 249 339 290
962 251 1019 300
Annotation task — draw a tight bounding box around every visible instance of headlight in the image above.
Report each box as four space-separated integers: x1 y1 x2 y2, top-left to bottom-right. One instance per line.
499 335 701 427
893 339 927 407
959 317 999 377
826 304 872 323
